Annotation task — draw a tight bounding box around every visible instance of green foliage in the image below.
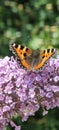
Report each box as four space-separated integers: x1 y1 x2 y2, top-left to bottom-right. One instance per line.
7 108 59 130
0 0 59 56
0 0 59 130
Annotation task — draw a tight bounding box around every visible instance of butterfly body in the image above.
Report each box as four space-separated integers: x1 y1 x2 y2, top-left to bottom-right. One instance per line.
10 43 56 71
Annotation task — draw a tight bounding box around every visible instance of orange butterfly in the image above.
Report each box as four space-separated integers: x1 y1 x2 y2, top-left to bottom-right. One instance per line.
9 43 56 71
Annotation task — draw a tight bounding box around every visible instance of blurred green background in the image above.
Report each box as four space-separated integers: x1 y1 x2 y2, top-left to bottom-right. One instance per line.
0 0 59 130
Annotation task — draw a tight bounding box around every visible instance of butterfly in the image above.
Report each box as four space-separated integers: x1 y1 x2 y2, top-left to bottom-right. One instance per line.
9 43 56 71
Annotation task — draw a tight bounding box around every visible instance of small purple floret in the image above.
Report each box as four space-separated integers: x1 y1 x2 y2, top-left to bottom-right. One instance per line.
0 56 59 129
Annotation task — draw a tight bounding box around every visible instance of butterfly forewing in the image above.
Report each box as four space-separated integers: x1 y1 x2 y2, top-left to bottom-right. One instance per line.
34 48 56 70
10 43 32 69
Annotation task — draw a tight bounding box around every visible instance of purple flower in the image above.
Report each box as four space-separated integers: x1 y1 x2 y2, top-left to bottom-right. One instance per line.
0 55 59 129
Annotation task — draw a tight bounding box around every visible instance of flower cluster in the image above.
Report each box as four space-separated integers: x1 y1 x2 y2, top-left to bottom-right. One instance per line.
0 56 59 130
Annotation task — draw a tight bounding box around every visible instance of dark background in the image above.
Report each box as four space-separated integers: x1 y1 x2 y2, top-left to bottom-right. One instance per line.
0 0 59 130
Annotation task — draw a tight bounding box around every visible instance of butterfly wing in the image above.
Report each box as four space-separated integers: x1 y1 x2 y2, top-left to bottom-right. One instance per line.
10 43 33 69
34 48 56 70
